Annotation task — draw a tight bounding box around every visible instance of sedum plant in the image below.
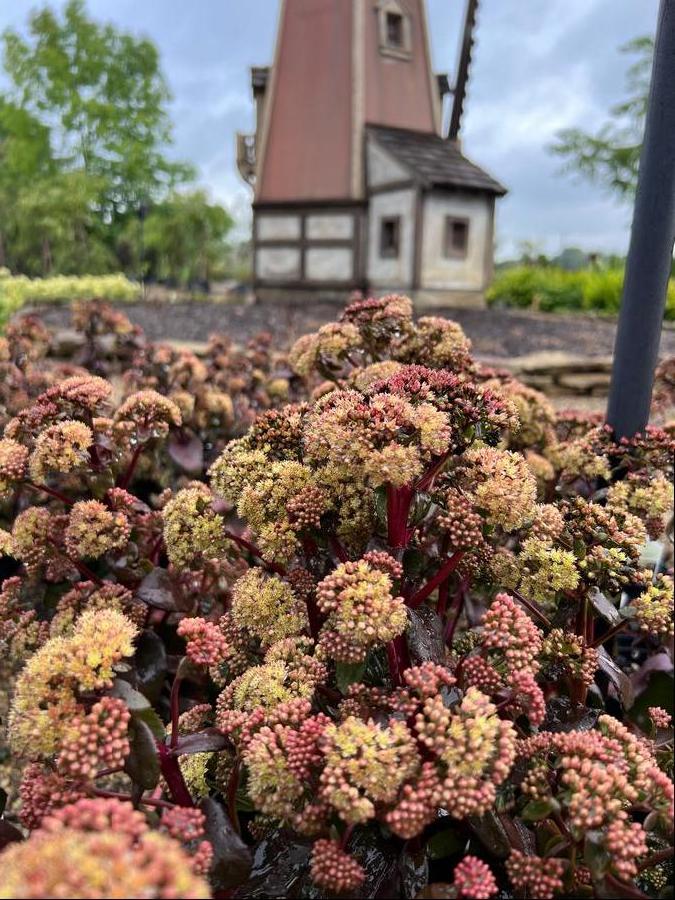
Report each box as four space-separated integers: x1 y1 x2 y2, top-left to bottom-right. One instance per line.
0 294 672 899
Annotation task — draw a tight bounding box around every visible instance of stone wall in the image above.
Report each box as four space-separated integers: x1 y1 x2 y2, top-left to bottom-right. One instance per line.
483 351 613 397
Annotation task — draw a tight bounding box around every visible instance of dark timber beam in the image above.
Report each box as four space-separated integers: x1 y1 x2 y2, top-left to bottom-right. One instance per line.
448 0 479 140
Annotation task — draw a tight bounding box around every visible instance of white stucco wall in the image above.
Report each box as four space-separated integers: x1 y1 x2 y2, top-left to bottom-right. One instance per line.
305 247 353 281
256 246 301 280
305 214 354 240
366 140 410 187
420 192 493 291
256 214 301 241
367 188 416 288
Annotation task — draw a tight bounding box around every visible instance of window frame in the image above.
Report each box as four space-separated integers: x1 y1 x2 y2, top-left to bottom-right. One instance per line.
379 215 401 259
377 2 412 59
443 216 470 260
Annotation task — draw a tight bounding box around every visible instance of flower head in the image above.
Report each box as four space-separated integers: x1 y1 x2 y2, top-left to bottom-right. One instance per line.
452 856 498 899
631 575 673 637
29 419 93 480
65 500 130 559
648 706 672 729
56 696 130 780
289 321 363 377
517 537 579 608
0 798 210 899
0 438 29 496
316 559 407 662
506 850 565 899
9 609 137 756
115 389 181 439
163 485 227 568
310 839 365 894
465 447 537 531
481 593 543 674
178 616 229 667
232 569 307 646
320 716 420 823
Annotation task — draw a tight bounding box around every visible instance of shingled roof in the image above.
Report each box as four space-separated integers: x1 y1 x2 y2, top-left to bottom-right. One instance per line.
367 124 507 195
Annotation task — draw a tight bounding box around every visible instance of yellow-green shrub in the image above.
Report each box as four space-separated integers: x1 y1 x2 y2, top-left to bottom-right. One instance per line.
0 269 139 329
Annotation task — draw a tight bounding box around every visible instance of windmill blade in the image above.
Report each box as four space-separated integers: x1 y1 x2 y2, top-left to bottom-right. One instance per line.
448 0 479 140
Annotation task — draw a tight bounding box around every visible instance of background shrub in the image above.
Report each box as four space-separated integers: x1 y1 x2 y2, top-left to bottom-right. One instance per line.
487 264 675 319
0 269 139 328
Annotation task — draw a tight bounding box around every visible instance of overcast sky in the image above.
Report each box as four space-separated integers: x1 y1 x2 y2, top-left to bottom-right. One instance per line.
1 1 658 257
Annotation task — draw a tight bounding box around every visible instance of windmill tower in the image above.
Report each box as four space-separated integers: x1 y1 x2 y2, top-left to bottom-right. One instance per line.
237 0 505 304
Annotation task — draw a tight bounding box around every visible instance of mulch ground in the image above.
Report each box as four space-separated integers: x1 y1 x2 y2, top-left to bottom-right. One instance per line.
30 299 675 360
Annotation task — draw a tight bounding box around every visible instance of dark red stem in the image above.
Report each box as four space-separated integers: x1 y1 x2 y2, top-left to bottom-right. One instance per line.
169 675 182 750
305 595 321 640
71 557 105 586
223 529 287 576
340 824 355 851
415 450 451 492
47 538 104 586
408 551 465 608
329 535 349 562
386 483 414 549
445 579 468 646
510 588 553 629
118 441 145 490
436 577 450 618
149 533 164 564
386 640 402 686
157 742 194 807
24 479 74 506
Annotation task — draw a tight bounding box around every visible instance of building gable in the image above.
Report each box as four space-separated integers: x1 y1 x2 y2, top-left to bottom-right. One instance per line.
366 137 413 189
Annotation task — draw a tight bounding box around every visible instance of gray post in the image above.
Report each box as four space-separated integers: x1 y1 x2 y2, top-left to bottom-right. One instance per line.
606 0 675 438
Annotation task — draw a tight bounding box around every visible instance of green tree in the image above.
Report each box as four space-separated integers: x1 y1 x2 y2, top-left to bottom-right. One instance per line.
2 0 193 229
11 171 114 276
121 191 234 287
0 99 54 266
550 36 652 199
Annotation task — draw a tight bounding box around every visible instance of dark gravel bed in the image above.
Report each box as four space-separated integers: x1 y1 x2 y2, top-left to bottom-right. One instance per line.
30 300 675 359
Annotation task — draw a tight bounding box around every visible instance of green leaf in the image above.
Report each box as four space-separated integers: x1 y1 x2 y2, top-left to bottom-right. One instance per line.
521 797 561 822
597 647 635 709
133 630 167 704
336 659 366 694
427 827 464 860
588 588 621 625
112 678 150 711
173 729 229 755
132 707 166 741
124 719 160 791
136 567 180 612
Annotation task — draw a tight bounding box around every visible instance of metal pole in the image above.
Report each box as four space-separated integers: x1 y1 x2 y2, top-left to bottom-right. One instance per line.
606 0 675 438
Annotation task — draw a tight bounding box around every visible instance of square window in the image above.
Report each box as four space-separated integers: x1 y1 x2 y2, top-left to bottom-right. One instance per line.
386 11 404 48
380 216 400 258
444 217 469 258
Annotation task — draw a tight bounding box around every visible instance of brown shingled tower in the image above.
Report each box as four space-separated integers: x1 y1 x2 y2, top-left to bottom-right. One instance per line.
237 0 505 305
